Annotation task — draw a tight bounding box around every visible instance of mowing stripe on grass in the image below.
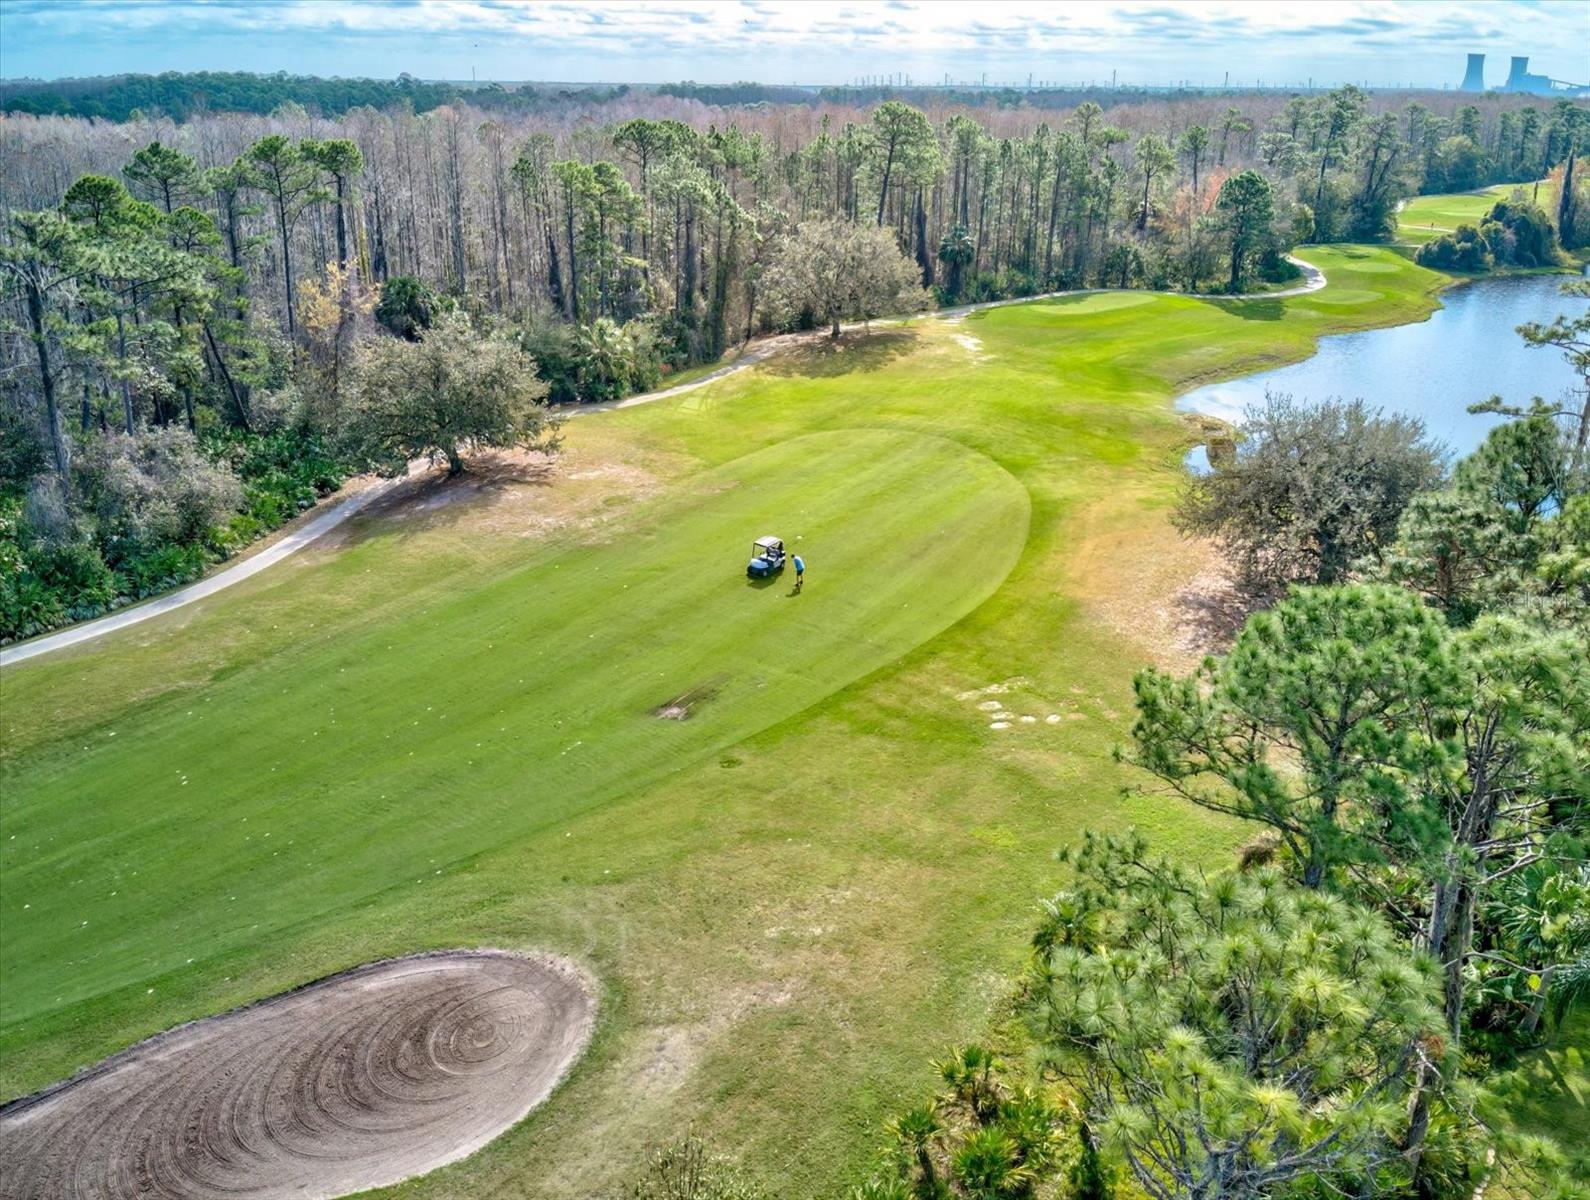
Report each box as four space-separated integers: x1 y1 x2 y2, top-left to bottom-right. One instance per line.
0 429 1027 1023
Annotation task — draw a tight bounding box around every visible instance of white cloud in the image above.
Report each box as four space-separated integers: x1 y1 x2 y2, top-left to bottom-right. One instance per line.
3 0 1586 86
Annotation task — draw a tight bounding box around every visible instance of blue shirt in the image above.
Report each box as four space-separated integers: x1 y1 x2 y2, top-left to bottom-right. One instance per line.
793 556 804 573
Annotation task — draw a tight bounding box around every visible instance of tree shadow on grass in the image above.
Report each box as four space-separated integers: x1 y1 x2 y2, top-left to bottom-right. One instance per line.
1205 298 1286 322
1173 566 1263 656
761 329 918 378
331 450 558 547
1042 292 1107 308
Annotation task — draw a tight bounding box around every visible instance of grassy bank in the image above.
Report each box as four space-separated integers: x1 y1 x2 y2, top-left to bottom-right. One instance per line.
1 244 1492 1196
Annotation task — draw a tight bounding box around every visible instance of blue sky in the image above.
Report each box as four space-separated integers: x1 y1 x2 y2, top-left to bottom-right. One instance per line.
2 0 1587 89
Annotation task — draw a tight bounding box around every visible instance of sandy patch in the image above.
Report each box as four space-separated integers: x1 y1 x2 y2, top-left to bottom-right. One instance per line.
1066 489 1253 670
0 951 595 1200
654 679 724 722
1171 563 1252 660
952 332 989 360
955 679 1026 701
631 982 794 1096
316 446 662 553
954 678 1080 734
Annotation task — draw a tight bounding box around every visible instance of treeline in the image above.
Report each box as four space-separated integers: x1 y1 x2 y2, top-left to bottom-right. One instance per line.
5 88 1583 346
838 307 1590 1200
1411 97 1587 196
662 82 1267 111
1412 132 1590 273
0 71 632 123
2 88 1586 639
0 155 563 641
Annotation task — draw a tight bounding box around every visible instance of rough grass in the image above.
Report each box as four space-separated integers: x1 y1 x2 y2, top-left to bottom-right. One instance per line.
0 244 1468 1197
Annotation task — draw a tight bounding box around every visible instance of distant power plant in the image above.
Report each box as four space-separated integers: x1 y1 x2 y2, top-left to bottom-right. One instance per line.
1461 53 1486 91
1458 53 1589 95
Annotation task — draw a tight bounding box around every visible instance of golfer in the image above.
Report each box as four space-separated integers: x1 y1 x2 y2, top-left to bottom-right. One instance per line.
792 554 805 593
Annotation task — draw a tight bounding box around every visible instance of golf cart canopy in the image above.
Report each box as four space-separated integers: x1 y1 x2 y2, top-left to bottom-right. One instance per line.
746 535 787 578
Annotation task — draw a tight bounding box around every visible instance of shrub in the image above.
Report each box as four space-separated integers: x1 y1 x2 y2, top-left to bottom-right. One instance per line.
0 496 23 579
2 425 357 640
247 490 290 526
522 317 668 405
520 321 581 405
626 1137 764 1200
205 427 350 538
1416 223 1493 272
117 541 209 598
647 313 698 375
212 427 346 495
575 317 663 403
210 511 264 557
1258 248 1302 282
374 275 437 341
74 426 242 554
32 541 117 617
1176 393 1444 595
1482 196 1558 268
0 571 65 640
23 474 73 543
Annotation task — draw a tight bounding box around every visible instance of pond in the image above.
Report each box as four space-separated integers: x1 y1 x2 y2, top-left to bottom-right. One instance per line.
1179 271 1590 470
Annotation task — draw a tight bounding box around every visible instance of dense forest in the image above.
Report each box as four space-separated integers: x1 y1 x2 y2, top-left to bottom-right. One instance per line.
0 72 1311 124
3 69 1589 1200
0 71 635 123
2 80 1588 642
7 70 1569 126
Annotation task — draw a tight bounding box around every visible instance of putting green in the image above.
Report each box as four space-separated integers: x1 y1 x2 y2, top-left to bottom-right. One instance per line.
0 429 1027 1023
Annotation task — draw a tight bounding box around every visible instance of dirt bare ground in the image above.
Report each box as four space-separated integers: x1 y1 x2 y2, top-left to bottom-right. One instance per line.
1063 466 1257 673
0 951 595 1200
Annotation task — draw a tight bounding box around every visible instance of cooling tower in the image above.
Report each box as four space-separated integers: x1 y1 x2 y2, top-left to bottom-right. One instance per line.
1505 56 1530 89
1461 53 1486 91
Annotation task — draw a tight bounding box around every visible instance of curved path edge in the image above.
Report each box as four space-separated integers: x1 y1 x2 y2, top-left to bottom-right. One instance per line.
0 472 407 667
1 256 1323 667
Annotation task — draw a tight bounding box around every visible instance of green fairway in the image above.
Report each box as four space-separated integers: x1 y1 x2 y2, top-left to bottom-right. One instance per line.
1 243 1460 1195
1 430 1026 1021
1396 182 1540 244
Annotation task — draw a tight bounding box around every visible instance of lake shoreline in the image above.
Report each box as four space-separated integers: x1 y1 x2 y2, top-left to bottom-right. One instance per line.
1178 265 1589 471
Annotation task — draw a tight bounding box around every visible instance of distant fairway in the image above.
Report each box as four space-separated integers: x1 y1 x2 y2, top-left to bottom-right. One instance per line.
3 244 1478 1196
1396 182 1543 244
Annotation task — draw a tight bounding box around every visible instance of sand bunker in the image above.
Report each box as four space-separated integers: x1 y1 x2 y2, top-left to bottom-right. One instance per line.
0 951 595 1200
